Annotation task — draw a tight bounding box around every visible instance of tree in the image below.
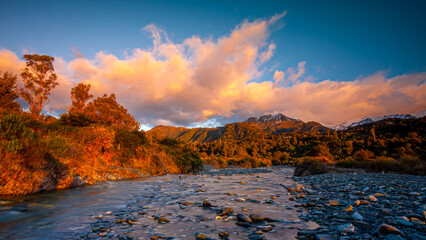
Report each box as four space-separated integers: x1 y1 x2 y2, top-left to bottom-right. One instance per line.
70 83 93 113
20 54 58 118
86 93 140 131
0 71 20 112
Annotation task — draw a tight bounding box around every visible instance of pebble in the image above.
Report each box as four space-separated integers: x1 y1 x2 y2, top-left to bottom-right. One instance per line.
352 212 363 221
378 224 403 235
236 214 252 223
295 172 426 238
338 223 355 234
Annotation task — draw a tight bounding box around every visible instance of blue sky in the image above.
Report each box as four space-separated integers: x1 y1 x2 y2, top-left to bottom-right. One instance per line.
2 0 425 81
1 0 425 128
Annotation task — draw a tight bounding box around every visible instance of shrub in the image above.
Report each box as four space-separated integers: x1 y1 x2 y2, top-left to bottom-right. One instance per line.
0 113 35 153
42 133 73 158
175 149 203 174
294 157 330 176
159 137 180 147
115 130 148 149
353 149 375 161
60 112 93 127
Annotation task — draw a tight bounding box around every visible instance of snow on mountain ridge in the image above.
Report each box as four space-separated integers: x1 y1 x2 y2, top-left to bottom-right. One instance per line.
331 113 419 130
245 113 299 123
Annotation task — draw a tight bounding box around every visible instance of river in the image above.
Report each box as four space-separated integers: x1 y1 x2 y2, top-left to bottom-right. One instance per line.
0 167 318 240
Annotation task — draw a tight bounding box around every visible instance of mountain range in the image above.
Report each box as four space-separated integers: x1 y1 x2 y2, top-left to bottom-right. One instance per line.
329 110 426 130
147 111 426 143
148 113 327 143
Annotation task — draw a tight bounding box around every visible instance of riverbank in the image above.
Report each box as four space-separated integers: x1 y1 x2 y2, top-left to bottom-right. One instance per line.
0 166 318 239
292 172 426 240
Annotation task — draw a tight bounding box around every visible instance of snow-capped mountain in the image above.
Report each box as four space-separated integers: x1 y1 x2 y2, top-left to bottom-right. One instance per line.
330 111 425 130
245 113 299 123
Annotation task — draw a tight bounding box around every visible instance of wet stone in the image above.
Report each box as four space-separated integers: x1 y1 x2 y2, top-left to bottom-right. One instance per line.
236 221 253 228
218 231 229 239
249 214 265 222
237 214 252 223
378 224 403 235
195 232 215 240
217 207 234 216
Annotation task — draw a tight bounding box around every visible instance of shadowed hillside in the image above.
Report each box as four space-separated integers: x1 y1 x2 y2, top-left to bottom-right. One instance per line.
147 114 328 143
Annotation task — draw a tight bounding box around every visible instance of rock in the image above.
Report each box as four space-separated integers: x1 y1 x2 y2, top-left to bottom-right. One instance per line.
378 224 403 235
367 195 378 202
352 212 363 221
217 207 234 216
156 217 170 223
195 232 214 240
329 200 340 206
408 192 421 196
316 234 336 240
202 201 212 207
257 225 272 232
218 232 229 239
345 206 353 212
385 234 405 240
199 216 210 221
223 215 236 222
248 235 263 240
249 214 265 222
338 223 355 234
236 198 246 202
237 214 252 223
396 219 413 227
236 221 252 228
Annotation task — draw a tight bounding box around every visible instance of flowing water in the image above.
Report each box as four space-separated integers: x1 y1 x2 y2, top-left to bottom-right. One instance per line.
0 167 317 240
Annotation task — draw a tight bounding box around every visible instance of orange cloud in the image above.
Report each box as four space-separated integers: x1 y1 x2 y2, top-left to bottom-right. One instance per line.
0 12 425 128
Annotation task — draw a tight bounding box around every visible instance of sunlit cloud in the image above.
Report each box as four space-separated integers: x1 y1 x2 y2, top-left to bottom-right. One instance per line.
0 11 425 128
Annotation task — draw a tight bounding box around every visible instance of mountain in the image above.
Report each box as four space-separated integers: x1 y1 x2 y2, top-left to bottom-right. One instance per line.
147 113 328 143
330 112 426 130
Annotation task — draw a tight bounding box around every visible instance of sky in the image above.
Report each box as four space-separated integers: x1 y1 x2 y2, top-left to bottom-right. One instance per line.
1 0 425 130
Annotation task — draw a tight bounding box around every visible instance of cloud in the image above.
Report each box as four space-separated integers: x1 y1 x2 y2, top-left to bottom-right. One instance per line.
0 11 425 128
273 70 284 85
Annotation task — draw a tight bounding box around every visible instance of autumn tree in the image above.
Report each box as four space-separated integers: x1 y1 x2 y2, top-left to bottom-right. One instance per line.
0 71 20 112
20 54 58 118
86 94 140 131
70 83 93 113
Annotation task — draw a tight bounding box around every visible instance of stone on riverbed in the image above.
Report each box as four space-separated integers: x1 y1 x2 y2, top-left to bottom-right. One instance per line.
156 217 170 223
352 212 363 221
202 200 212 208
237 214 252 223
195 232 215 240
236 221 253 227
249 214 265 222
378 224 403 235
217 207 234 216
337 223 355 234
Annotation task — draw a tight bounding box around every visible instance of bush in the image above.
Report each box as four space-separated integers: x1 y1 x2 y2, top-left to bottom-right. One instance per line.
60 112 93 127
0 113 35 153
294 157 330 176
159 137 180 147
42 133 73 158
175 149 203 174
115 130 148 149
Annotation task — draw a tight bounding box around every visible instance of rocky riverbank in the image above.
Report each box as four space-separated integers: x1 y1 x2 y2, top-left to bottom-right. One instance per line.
79 167 319 240
292 172 426 240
